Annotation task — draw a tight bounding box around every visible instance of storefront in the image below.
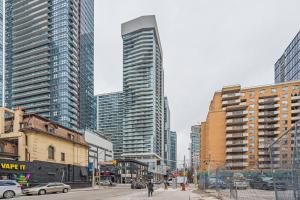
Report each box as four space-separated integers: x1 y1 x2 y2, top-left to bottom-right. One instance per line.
0 162 31 188
0 159 90 188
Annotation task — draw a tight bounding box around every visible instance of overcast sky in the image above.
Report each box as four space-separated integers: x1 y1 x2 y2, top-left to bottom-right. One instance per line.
94 0 300 165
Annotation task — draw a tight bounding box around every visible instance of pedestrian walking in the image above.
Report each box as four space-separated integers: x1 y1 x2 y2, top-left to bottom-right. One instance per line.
147 180 154 197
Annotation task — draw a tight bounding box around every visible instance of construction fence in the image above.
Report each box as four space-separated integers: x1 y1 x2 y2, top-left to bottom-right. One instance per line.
197 122 300 200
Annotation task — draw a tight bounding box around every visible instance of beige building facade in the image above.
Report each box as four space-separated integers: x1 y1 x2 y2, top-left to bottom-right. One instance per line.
200 81 300 172
0 108 88 167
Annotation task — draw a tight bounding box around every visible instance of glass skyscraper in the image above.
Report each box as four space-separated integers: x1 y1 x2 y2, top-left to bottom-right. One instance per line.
5 0 94 130
94 92 124 159
122 15 165 174
275 31 300 83
170 131 177 171
190 125 200 171
163 97 171 166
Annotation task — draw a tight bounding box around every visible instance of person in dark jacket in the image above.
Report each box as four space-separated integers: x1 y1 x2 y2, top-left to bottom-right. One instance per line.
147 180 154 197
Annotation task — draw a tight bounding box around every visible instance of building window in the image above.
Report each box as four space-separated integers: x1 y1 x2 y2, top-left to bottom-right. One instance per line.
282 94 288 98
282 114 288 118
282 107 288 111
249 142 254 147
282 86 288 91
282 100 288 105
25 135 28 146
249 104 255 108
249 117 255 121
249 129 254 134
249 136 254 140
61 153 65 161
249 91 255 97
48 146 55 160
249 98 255 102
293 85 299 91
271 88 277 93
259 89 265 95
249 110 255 114
249 123 255 128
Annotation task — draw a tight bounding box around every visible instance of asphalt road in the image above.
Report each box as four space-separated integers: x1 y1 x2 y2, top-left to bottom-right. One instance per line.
14 185 212 200
15 188 145 200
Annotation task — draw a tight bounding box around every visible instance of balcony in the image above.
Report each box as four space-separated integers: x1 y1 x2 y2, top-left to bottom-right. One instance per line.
226 133 248 139
258 124 279 130
258 131 279 136
292 96 300 101
258 104 279 110
222 99 240 106
226 162 249 167
258 142 279 149
222 93 242 100
258 111 279 117
258 117 279 123
226 125 248 132
226 102 248 111
292 116 300 121
226 111 248 118
226 155 248 160
226 140 248 146
259 164 280 169
258 157 280 162
226 147 248 153
226 118 248 125
292 103 300 107
259 150 280 155
258 97 280 104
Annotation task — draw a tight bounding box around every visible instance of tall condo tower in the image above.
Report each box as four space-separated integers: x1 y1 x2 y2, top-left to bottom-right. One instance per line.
121 15 164 174
5 0 94 130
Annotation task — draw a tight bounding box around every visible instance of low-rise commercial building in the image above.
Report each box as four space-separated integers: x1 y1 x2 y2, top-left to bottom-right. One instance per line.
83 130 113 183
200 81 300 172
0 108 89 187
116 159 148 183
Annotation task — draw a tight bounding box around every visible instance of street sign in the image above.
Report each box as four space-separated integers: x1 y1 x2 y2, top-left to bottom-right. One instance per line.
88 162 93 172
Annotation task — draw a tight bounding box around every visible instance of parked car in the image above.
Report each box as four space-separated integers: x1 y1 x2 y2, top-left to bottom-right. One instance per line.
208 177 226 189
131 181 146 189
250 177 286 190
233 180 248 189
23 182 71 195
100 180 115 186
0 180 22 199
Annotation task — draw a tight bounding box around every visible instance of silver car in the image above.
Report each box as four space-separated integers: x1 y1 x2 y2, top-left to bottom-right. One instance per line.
23 182 71 195
0 180 22 199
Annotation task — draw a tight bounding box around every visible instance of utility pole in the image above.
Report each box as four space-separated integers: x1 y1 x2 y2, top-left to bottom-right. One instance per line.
92 156 96 187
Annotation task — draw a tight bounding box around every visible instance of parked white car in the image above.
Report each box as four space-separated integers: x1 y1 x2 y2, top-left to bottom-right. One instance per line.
0 180 22 199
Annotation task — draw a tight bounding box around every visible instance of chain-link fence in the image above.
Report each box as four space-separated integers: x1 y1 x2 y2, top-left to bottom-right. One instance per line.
198 169 276 200
269 122 300 200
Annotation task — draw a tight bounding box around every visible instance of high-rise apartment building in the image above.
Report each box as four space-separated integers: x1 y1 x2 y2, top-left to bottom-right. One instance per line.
200 81 300 172
275 31 300 83
170 131 177 171
121 15 165 174
164 97 171 166
190 125 200 171
5 0 94 130
94 92 124 159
